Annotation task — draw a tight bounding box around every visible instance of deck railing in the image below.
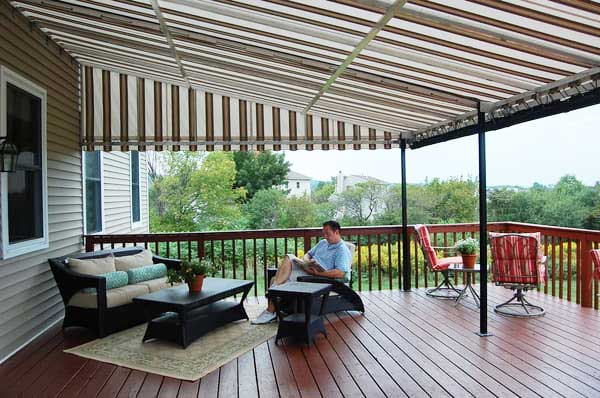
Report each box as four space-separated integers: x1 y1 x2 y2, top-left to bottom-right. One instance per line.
84 222 600 309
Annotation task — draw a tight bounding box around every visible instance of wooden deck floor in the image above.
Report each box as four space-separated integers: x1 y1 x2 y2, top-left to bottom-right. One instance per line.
2 284 600 398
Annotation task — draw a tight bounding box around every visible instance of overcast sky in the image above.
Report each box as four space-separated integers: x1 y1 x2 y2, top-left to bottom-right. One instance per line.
284 103 600 187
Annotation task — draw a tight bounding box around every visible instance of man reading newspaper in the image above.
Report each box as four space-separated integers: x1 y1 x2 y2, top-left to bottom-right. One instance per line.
252 220 352 324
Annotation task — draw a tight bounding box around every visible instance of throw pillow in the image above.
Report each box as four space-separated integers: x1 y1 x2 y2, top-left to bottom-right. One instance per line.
114 249 154 272
67 254 116 276
127 263 168 284
83 271 129 293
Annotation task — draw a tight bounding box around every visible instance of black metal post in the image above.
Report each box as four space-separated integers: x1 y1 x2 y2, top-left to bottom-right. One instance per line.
477 104 491 336
401 139 411 291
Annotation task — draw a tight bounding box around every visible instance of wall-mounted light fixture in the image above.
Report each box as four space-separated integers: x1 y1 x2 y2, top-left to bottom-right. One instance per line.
0 137 18 172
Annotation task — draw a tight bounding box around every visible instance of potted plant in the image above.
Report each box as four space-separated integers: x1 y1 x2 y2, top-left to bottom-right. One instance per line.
167 258 220 293
455 238 478 268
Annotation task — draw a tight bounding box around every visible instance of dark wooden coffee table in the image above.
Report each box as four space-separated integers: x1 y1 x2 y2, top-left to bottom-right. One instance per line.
133 277 254 348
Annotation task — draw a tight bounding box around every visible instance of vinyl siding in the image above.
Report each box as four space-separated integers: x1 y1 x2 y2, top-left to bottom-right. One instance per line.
101 152 149 234
0 0 82 361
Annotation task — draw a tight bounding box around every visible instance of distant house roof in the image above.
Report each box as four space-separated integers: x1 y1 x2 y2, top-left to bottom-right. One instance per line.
346 174 390 185
287 170 312 181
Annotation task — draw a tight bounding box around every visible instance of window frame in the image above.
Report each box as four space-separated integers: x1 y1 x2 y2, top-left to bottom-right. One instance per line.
130 151 142 228
82 150 105 235
0 66 49 259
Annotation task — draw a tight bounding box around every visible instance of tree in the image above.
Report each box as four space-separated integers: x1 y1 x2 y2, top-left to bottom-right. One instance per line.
312 181 337 221
279 196 319 228
233 151 290 200
334 181 387 225
244 188 286 229
149 152 245 232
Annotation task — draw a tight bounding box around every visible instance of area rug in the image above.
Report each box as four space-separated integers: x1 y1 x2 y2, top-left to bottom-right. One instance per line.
64 304 276 381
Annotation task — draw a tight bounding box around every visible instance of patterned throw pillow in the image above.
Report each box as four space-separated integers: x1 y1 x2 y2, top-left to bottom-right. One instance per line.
127 263 168 284
83 271 128 293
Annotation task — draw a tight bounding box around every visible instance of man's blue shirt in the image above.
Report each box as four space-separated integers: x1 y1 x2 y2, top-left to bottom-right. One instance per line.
307 239 352 274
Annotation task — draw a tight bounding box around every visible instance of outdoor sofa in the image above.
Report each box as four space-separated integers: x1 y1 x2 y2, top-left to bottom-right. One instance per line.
49 246 181 337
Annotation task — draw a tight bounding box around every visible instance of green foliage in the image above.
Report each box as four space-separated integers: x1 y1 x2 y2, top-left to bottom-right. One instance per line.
149 152 245 232
166 258 221 285
334 180 387 225
454 238 478 255
244 188 286 229
233 151 290 200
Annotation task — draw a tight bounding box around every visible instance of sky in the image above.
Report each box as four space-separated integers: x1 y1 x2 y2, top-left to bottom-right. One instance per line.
284 103 600 187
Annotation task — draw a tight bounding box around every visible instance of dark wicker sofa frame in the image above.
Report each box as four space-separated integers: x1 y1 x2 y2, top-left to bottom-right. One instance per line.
48 246 181 337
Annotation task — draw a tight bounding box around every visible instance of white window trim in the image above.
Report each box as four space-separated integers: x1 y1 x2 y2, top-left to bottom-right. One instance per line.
82 150 105 235
130 151 143 229
0 66 49 259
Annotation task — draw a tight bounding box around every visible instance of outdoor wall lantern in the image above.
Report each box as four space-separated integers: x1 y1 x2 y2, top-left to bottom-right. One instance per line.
0 136 18 172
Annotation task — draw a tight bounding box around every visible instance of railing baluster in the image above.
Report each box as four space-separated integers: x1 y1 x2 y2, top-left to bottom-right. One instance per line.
221 240 226 278
576 240 581 304
397 232 401 290
154 241 158 255
387 234 392 290
243 239 247 281
253 239 258 296
284 237 288 257
263 238 268 294
177 241 181 260
377 234 382 291
551 236 556 297
294 237 298 256
232 239 236 280
210 240 215 262
432 232 438 286
543 235 549 294
274 238 278 266
187 241 192 261
368 235 372 291
166 240 170 258
568 240 573 302
414 234 419 289
559 238 564 299
357 235 362 292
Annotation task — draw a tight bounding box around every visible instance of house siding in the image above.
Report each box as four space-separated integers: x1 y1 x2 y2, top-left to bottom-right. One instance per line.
102 152 149 234
0 0 82 361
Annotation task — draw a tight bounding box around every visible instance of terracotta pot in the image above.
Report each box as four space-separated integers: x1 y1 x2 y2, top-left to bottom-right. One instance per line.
461 254 477 269
187 275 205 293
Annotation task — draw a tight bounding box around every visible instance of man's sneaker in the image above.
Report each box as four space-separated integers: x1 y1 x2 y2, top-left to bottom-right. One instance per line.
251 310 277 324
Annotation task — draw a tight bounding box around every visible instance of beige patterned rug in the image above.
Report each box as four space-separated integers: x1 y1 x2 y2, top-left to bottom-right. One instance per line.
64 304 276 381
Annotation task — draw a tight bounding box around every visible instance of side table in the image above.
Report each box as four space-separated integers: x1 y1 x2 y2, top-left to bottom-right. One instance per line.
268 282 332 346
447 264 481 308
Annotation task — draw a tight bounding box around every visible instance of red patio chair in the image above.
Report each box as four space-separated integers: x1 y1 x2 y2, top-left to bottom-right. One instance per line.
592 249 600 282
489 232 547 317
414 224 463 298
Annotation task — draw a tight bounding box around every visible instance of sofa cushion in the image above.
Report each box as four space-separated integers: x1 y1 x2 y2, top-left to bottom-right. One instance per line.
127 263 168 284
83 271 128 293
68 284 150 309
67 254 116 276
134 276 175 293
114 249 154 272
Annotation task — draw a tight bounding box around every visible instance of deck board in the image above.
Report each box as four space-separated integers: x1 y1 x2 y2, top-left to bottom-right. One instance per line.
2 285 600 397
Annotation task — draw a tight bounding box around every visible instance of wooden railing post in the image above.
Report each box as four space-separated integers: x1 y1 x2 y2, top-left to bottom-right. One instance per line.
303 234 312 253
581 239 593 308
84 236 94 252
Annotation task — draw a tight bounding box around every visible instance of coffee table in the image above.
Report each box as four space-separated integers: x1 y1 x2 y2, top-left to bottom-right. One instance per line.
133 277 254 348
448 264 481 308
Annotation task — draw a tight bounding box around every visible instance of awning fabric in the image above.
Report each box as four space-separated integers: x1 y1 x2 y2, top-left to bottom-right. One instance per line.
83 66 393 151
10 0 600 150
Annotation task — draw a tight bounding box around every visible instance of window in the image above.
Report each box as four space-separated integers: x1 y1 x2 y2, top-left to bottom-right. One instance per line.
130 151 141 224
84 151 103 234
0 67 48 258
296 181 300 189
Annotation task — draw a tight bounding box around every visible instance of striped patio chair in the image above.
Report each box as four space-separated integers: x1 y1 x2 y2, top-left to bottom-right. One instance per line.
414 224 463 298
489 232 547 317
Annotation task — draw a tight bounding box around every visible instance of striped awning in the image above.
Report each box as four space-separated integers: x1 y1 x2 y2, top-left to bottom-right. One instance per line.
83 66 393 151
11 0 600 151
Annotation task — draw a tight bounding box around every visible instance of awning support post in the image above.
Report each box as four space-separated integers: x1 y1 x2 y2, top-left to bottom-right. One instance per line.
477 103 492 337
401 138 411 291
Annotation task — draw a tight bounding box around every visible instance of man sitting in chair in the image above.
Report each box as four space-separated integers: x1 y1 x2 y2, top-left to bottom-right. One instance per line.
252 220 352 324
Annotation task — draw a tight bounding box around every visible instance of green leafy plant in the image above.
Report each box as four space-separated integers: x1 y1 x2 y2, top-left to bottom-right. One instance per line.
454 238 478 255
167 258 221 285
